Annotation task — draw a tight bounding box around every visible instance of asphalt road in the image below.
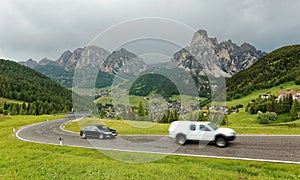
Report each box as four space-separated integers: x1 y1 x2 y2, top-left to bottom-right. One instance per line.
16 116 300 164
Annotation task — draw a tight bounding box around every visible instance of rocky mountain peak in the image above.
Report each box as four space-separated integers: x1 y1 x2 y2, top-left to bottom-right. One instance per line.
20 58 38 68
191 29 208 45
57 50 72 65
77 46 109 68
100 48 145 74
240 42 257 52
174 29 267 76
39 58 54 66
59 48 84 70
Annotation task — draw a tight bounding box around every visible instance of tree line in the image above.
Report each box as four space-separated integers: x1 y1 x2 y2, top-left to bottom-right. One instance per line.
0 101 68 115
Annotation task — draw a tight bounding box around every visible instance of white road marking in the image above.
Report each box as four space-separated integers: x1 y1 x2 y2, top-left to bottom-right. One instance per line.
237 134 300 137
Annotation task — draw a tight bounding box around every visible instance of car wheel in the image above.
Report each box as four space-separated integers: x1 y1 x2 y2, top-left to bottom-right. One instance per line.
215 137 228 147
176 134 186 145
81 133 86 139
99 134 104 140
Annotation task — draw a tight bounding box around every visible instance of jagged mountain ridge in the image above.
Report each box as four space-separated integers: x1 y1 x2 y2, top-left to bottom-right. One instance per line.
20 46 138 88
20 29 266 89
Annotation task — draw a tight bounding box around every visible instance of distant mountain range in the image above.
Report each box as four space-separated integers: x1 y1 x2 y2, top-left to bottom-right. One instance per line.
20 29 266 97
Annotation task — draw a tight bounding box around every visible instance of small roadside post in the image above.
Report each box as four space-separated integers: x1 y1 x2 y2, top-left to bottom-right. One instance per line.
59 137 63 146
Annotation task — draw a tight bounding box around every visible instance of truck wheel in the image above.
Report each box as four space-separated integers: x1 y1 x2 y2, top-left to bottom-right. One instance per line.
176 134 186 145
215 137 228 147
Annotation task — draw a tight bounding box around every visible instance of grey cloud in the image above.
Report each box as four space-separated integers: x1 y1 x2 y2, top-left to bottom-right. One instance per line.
0 0 299 61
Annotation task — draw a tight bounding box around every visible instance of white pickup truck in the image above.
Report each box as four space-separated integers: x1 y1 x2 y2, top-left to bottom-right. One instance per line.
168 121 236 147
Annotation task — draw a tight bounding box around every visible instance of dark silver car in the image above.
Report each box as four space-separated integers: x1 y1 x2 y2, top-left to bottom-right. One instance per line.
80 125 117 139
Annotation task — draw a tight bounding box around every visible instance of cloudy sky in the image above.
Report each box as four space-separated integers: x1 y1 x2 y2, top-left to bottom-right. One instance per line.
1 0 300 61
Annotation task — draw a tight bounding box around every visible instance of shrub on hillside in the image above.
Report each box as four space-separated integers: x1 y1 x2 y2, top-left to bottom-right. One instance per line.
257 111 278 124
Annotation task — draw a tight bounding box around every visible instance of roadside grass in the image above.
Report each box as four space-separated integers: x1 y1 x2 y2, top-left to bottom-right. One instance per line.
1 115 300 179
65 117 169 134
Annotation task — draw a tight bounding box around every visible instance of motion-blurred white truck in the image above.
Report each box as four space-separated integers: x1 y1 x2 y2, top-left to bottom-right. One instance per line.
168 121 236 147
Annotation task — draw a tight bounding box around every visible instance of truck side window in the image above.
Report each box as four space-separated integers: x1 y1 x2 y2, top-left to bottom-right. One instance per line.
199 125 205 131
200 125 210 131
190 124 196 131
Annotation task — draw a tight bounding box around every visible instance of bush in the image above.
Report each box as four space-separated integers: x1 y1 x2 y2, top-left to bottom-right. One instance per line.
236 104 243 108
258 117 269 124
257 111 278 124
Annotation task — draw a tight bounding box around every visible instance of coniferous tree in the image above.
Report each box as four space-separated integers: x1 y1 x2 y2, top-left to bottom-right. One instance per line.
137 101 145 116
290 100 300 121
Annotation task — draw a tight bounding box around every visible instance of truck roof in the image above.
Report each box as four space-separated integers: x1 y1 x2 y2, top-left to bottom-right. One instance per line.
172 121 211 125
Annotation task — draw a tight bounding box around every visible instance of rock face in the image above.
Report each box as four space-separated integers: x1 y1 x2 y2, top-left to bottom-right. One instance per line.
56 46 109 70
173 29 266 76
77 46 110 69
56 50 73 70
21 46 110 70
101 48 147 76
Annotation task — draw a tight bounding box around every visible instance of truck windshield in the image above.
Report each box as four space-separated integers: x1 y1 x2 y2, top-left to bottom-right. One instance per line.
208 123 218 130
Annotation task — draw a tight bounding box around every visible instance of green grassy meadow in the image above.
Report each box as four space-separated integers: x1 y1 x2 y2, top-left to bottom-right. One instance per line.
65 113 300 135
65 117 170 134
1 115 300 179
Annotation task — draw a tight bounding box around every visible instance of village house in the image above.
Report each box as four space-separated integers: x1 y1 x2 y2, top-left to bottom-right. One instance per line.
277 90 300 101
260 94 269 99
209 105 229 114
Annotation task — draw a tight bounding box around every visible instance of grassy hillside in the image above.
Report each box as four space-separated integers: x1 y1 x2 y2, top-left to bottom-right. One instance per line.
225 81 300 133
129 73 179 98
226 81 300 107
0 59 72 114
227 45 300 100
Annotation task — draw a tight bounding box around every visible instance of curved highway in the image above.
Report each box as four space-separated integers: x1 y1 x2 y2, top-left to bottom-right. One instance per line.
16 116 300 164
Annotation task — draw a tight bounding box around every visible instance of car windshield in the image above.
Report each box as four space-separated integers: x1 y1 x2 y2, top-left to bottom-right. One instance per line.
208 123 219 130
